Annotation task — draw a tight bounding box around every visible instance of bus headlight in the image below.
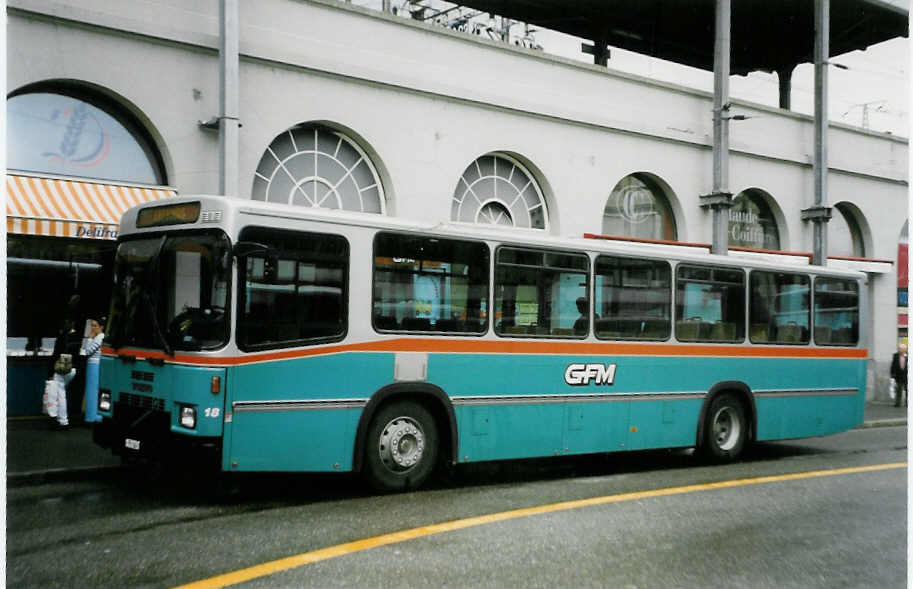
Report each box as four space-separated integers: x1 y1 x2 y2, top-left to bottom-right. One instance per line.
98 389 112 412
179 405 197 429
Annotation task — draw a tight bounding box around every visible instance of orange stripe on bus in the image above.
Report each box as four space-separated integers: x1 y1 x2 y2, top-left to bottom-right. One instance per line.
101 339 868 367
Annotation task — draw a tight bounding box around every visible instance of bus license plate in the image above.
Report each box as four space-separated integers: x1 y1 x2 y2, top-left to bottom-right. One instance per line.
125 438 141 451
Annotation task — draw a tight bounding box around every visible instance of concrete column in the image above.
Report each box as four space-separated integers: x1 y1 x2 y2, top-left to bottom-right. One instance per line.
219 0 240 198
700 0 733 254
777 66 793 110
802 0 832 265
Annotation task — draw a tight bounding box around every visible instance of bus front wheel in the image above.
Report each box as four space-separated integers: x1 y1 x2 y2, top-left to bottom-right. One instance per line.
700 393 747 462
364 401 439 492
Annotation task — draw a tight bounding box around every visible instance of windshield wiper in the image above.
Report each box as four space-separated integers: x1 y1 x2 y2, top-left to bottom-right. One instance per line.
145 236 173 356
143 290 174 357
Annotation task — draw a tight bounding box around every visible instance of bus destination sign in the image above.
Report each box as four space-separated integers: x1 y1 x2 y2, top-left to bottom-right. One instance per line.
136 202 202 228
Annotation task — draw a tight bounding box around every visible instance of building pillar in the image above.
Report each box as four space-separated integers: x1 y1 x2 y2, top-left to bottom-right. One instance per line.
700 0 733 254
777 65 793 110
802 0 832 265
219 0 240 198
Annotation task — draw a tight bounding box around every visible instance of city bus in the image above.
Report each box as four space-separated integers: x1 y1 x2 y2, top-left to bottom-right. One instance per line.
94 195 867 491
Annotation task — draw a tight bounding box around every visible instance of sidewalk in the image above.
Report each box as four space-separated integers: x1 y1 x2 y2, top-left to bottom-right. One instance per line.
6 402 908 486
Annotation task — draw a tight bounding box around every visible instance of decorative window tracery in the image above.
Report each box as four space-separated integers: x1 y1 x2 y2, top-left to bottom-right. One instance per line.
252 125 384 213
452 154 547 229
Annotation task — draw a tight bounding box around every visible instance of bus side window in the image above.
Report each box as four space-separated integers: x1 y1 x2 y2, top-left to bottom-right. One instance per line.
749 271 810 345
594 255 671 341
237 227 348 351
675 265 745 343
814 277 859 345
494 248 589 339
372 233 489 335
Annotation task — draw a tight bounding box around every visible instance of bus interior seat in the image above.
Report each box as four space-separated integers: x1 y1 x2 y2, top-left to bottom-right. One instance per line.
776 323 803 343
676 320 700 341
401 317 431 331
814 326 832 343
832 327 855 344
710 321 737 342
641 320 669 339
594 318 618 336
434 318 458 332
374 315 399 330
462 319 483 333
276 323 299 342
750 323 770 342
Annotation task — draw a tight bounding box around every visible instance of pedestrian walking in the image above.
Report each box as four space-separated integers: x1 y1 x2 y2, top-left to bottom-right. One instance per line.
891 343 907 408
52 354 76 429
83 319 105 423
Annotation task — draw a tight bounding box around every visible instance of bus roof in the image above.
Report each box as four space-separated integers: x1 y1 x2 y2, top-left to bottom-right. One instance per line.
120 194 869 279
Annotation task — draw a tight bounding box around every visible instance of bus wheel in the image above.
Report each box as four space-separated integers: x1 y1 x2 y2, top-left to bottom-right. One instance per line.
701 394 747 462
364 401 439 492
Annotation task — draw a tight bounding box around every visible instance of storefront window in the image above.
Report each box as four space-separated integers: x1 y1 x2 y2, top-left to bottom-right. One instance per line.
602 174 676 240
7 236 115 355
729 190 780 250
7 90 164 185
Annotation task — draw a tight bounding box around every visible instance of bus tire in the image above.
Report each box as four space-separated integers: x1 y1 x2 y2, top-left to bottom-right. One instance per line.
364 400 439 492
700 393 747 462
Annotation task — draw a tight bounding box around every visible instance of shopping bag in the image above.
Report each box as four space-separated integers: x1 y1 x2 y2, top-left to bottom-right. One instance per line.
889 378 897 401
43 379 58 418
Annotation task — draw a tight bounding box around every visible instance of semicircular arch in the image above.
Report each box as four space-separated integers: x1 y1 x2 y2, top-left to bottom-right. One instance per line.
603 171 682 241
8 79 170 185
830 201 872 258
252 121 387 214
451 151 553 232
730 187 788 251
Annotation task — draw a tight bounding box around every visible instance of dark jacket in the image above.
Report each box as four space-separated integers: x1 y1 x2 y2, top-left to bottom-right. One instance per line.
49 327 81 378
890 352 908 384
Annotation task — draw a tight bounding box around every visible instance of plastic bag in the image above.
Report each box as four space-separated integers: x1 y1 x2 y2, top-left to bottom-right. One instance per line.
43 379 58 418
889 378 897 400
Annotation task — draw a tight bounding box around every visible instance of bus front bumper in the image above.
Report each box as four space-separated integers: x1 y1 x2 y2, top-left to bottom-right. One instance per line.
93 413 221 468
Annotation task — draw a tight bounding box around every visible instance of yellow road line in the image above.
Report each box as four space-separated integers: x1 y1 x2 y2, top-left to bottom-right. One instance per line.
174 462 906 589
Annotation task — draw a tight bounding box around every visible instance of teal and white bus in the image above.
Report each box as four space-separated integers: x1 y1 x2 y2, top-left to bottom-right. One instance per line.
95 195 867 491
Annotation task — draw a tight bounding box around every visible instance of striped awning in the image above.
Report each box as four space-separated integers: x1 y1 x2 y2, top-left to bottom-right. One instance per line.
6 174 176 240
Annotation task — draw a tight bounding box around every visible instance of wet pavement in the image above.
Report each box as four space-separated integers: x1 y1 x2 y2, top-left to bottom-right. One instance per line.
5 402 906 486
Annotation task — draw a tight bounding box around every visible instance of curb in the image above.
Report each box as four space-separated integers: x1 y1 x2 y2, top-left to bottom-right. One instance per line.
856 419 908 430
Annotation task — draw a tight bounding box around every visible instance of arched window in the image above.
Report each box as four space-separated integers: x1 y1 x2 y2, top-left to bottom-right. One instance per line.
729 189 780 250
602 174 676 240
452 154 547 229
7 86 165 185
829 203 866 258
252 124 385 213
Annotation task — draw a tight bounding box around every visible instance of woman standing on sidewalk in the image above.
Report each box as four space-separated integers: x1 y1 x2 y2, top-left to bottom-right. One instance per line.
83 319 105 423
891 343 907 408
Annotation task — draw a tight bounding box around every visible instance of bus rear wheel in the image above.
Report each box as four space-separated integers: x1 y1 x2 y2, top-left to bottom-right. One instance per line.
700 393 747 462
364 401 439 492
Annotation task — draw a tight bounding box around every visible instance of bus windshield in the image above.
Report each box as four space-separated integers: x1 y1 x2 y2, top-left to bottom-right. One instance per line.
106 231 232 352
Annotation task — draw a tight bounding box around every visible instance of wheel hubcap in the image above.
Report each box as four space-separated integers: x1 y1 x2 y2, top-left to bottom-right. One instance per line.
712 407 741 451
378 416 426 473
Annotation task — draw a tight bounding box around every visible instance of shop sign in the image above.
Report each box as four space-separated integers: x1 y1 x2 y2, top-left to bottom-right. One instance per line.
728 196 779 250
75 225 118 239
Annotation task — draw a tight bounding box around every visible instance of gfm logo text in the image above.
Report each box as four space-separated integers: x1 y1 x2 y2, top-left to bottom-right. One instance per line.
564 363 617 386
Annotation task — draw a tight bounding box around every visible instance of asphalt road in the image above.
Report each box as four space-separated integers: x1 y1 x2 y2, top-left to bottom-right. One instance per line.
7 426 907 588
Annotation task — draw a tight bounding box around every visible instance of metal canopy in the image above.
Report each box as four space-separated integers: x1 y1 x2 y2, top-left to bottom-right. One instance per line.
453 0 908 75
